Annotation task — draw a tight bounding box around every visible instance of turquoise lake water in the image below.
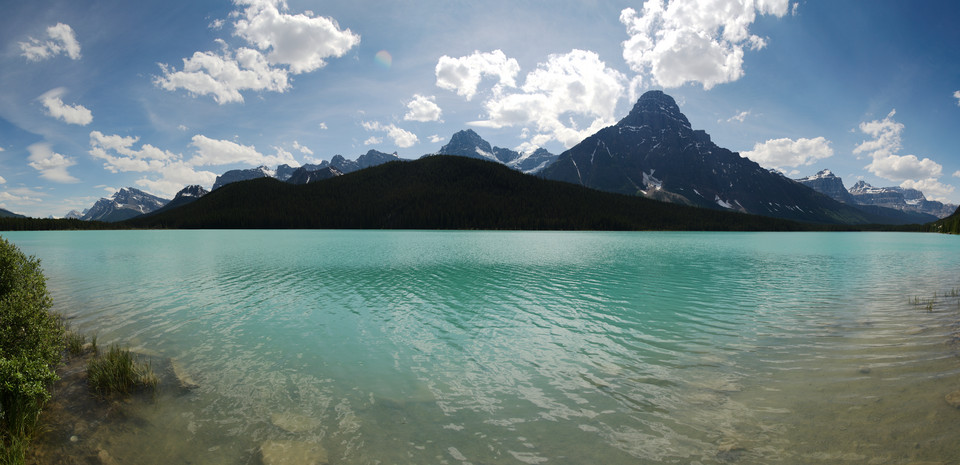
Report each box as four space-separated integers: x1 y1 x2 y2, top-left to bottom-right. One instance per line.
6 230 960 464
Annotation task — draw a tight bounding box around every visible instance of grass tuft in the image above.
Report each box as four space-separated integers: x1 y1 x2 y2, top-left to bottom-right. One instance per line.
64 331 86 356
86 345 158 397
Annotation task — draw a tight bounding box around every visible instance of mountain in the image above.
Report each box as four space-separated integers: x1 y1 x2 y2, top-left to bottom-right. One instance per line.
926 205 960 234
796 170 936 224
125 156 812 231
0 208 25 218
436 129 558 174
849 181 956 218
81 188 169 222
287 166 342 185
212 166 275 190
151 185 209 215
796 170 857 204
63 209 86 220
540 91 886 225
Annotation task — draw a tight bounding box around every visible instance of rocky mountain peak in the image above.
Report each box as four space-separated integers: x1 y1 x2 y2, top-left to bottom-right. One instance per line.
440 129 495 159
617 90 692 130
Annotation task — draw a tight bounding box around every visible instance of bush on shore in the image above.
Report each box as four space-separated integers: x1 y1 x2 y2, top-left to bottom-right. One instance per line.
0 236 64 463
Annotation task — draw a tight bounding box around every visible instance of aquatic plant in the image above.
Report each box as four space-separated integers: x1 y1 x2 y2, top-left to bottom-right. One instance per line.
86 345 157 397
0 236 64 464
64 331 86 356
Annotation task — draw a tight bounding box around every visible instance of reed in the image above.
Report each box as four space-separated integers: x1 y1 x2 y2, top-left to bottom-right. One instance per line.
86 345 157 397
64 331 86 356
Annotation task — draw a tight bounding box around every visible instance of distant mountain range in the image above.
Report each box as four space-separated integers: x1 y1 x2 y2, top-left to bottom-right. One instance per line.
796 170 955 223
127 155 809 231
432 129 559 174
0 208 25 218
80 188 169 222
48 91 954 229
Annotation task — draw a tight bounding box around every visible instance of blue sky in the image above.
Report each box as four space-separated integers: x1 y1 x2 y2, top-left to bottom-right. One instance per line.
1 0 959 217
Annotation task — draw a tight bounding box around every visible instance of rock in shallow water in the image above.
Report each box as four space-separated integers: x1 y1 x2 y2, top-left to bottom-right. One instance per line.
945 390 960 408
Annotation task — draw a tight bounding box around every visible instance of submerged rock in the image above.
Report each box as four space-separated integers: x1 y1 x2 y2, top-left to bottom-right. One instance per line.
171 359 199 389
945 390 960 408
270 412 320 434
260 440 328 465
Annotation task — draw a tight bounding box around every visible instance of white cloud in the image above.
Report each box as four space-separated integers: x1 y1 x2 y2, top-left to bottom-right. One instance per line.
954 170 960 178
155 47 290 104
429 134 444 144
318 122 328 130
472 49 625 148
435 50 520 101
233 0 360 74
854 109 943 181
89 131 178 173
362 121 418 148
188 135 298 167
19 23 81 61
135 161 218 198
620 0 789 90
156 1 358 104
292 140 313 155
27 143 79 183
178 124 188 131
404 94 443 122
39 88 93 125
955 90 960 106
721 110 751 123
88 131 296 197
0 175 5 184
900 178 955 203
363 136 382 146
741 136 833 169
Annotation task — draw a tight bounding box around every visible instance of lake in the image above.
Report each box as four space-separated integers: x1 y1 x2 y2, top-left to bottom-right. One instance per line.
6 230 960 464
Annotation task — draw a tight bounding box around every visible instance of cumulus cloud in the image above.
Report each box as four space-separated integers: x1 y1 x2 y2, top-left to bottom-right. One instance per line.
87 131 299 197
429 134 444 144
362 121 418 148
233 0 360 74
318 122 328 130
741 136 833 169
471 49 626 148
854 109 943 181
0 175 6 184
155 46 290 104
134 161 218 198
900 178 955 203
404 94 443 122
955 90 960 106
363 136 382 146
620 0 789 90
39 88 93 125
19 23 81 61
292 140 313 155
435 50 520 100
89 131 178 173
27 143 79 183
188 135 298 167
156 1 358 104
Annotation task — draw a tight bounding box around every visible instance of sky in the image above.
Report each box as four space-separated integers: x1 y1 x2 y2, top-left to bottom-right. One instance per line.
1 0 959 217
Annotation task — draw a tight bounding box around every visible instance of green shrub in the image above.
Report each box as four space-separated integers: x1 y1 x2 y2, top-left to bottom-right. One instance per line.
87 345 157 397
0 237 63 437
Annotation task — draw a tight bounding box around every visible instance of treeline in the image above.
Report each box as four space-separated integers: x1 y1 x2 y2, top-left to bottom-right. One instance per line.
0 218 117 231
126 156 819 231
924 206 960 234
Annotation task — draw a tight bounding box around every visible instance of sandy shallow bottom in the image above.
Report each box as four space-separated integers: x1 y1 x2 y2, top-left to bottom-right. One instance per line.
28 309 960 465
